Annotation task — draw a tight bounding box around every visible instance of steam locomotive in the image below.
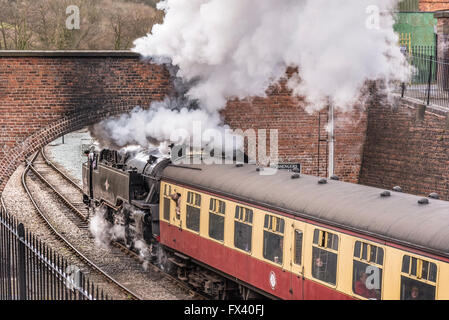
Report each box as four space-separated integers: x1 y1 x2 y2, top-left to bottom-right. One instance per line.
83 148 170 248
82 147 449 300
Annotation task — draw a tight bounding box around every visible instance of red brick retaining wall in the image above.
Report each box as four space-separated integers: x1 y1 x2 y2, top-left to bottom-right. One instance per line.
359 98 449 199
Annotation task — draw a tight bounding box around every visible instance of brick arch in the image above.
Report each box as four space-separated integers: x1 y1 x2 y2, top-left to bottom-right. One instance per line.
0 52 172 191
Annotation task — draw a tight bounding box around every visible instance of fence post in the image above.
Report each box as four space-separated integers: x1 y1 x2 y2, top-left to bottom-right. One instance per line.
427 57 433 106
17 223 26 300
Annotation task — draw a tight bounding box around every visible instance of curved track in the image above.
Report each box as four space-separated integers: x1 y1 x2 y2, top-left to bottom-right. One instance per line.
26 148 207 300
22 151 143 300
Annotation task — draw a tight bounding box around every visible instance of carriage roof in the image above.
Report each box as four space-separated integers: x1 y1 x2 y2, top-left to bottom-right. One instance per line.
162 162 449 258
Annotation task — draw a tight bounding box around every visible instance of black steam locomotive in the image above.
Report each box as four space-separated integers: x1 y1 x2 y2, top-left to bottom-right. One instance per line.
82 148 170 249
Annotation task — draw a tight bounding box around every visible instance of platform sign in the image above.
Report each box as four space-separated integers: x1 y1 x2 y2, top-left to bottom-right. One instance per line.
274 163 301 172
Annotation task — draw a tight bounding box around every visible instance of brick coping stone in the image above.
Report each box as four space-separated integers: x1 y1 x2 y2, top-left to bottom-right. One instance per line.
0 50 140 57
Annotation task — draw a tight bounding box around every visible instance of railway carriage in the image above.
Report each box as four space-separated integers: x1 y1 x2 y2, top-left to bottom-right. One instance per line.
82 149 449 300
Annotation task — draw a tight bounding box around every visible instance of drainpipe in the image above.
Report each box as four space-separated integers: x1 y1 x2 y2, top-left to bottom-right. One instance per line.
328 103 334 178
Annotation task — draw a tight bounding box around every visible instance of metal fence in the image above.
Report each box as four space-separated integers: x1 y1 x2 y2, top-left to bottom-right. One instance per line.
399 53 449 109
408 45 436 57
397 0 420 12
0 198 108 300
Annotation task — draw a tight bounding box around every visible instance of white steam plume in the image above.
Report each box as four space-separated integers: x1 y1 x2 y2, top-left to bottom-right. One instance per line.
92 0 409 152
134 0 409 112
93 99 241 154
89 206 125 249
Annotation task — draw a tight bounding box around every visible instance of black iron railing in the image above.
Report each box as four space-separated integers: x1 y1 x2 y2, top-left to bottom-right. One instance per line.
397 0 420 12
399 53 449 109
0 197 108 300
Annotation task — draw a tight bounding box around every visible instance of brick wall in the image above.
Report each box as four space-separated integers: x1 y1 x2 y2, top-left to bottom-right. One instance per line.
0 52 172 191
420 0 449 11
0 52 370 192
5 52 444 201
222 76 369 183
359 98 449 199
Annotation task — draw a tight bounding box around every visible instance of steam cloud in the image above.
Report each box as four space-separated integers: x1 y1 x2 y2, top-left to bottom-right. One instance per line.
89 205 153 269
89 206 125 249
93 99 241 154
92 0 409 152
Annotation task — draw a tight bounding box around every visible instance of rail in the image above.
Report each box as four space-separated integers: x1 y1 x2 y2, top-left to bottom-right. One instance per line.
41 147 83 192
21 151 143 300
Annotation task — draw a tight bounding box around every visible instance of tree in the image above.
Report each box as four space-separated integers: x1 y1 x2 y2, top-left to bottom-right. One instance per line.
0 0 164 50
106 0 164 50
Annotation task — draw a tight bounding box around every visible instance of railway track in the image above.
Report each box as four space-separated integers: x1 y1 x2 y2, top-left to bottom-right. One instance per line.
22 151 142 300
23 148 207 300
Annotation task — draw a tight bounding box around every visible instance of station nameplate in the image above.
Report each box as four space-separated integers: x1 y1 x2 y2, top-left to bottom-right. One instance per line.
274 163 301 172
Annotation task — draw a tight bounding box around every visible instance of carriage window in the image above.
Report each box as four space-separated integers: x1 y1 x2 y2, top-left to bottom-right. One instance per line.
186 191 201 232
400 255 437 300
234 206 253 252
263 214 285 265
187 191 201 206
352 241 383 300
313 229 338 251
163 184 172 221
209 198 226 241
311 229 338 285
294 230 303 266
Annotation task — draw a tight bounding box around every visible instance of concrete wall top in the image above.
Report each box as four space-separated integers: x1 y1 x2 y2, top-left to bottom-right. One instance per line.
0 50 140 57
434 10 449 18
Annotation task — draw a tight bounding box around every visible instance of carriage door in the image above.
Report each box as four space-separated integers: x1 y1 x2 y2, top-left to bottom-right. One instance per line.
291 224 305 299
